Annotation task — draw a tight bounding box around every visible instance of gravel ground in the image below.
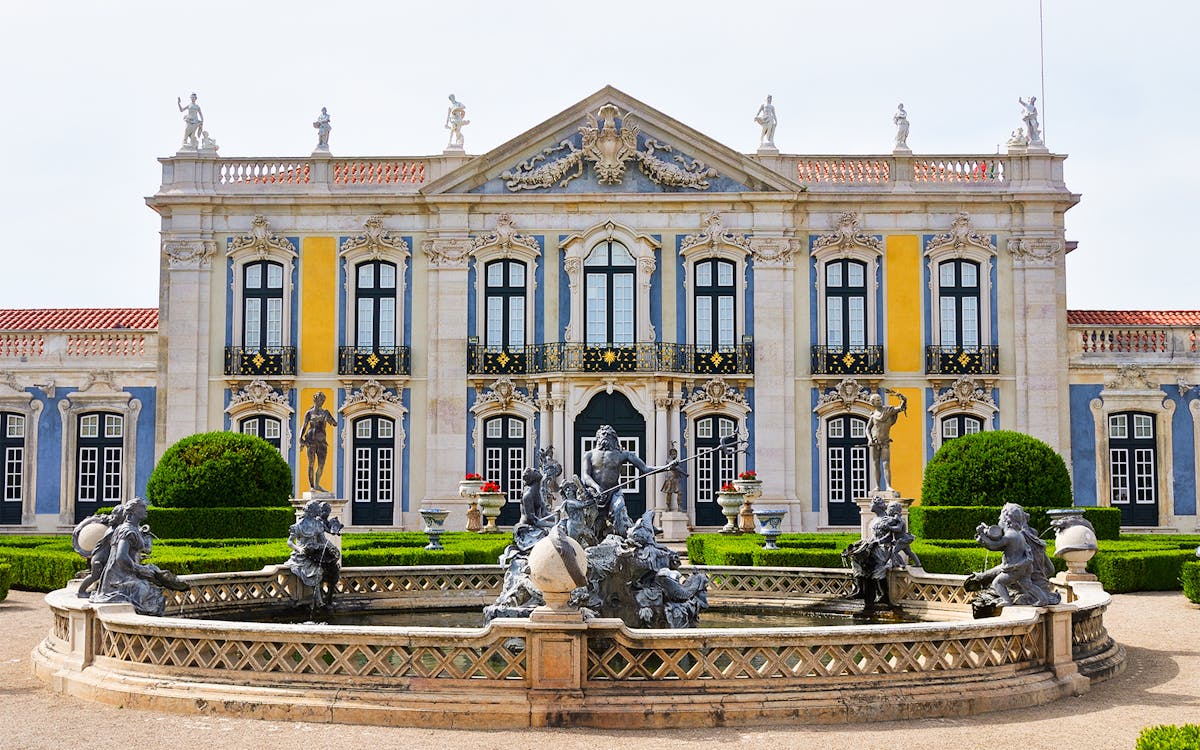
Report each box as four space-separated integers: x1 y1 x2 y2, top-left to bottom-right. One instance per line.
2 589 1197 750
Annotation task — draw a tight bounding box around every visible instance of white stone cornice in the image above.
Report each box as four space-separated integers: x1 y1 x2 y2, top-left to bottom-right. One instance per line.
925 212 996 257
422 237 473 268
227 215 296 259
162 239 217 270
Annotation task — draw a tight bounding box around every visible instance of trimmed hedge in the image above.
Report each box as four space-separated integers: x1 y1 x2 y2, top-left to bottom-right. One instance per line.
147 431 292 508
0 562 11 602
908 506 1121 541
1137 725 1200 749
1089 549 1198 594
0 546 87 591
921 430 1072 507
144 507 294 539
1183 561 1200 604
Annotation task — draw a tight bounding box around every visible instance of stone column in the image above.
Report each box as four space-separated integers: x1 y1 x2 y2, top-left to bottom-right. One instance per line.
749 237 803 530
1008 236 1069 455
159 238 216 452
421 237 473 527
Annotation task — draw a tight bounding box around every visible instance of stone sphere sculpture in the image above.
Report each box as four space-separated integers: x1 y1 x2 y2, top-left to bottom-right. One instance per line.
528 526 587 618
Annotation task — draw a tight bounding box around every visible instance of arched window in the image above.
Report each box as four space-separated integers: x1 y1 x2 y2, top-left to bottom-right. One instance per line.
77 412 123 521
584 241 636 345
826 414 868 525
1108 411 1157 526
938 259 981 348
483 415 525 526
243 260 284 350
940 413 983 443
694 259 736 353
484 260 526 349
352 415 395 526
0 413 24 525
694 415 737 526
239 414 282 451
825 259 867 350
354 260 397 352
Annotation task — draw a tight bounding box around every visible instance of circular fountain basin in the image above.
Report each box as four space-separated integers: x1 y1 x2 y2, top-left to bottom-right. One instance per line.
34 563 1123 728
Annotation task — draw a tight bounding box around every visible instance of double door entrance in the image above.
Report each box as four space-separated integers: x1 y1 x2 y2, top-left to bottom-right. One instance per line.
573 391 647 522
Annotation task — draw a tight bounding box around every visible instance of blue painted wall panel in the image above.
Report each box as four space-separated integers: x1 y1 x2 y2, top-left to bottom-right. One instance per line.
1069 384 1102 506
1169 391 1197 516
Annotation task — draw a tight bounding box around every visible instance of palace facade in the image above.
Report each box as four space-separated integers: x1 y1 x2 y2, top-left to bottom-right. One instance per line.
2 87 1197 533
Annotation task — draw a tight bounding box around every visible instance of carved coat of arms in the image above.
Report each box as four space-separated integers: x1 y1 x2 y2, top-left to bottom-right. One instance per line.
502 104 717 191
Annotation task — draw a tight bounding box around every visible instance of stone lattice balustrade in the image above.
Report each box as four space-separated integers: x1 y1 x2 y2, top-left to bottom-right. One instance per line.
1070 326 1198 360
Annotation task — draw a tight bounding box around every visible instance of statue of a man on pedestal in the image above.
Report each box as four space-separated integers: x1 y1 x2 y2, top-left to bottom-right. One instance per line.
754 95 777 149
300 392 336 493
177 93 204 149
867 390 907 493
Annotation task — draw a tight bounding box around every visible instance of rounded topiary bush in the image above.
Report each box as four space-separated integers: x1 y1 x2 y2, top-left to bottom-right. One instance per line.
921 430 1072 507
147 431 292 508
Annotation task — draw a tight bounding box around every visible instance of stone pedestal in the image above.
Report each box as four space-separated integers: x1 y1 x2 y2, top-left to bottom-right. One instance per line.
854 494 914 539
289 492 347 552
658 510 690 542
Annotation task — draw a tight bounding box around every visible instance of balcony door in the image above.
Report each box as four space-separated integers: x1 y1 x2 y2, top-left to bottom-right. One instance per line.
573 391 646 521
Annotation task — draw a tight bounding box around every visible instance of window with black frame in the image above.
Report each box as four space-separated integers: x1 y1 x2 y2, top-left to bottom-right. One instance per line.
351 415 395 526
240 414 283 452
584 241 636 346
485 259 526 351
244 260 284 350
0 412 24 524
938 259 981 348
826 259 867 350
695 259 735 353
76 412 123 523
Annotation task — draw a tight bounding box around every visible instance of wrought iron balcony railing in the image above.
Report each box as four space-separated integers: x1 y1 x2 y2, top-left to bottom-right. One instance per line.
467 341 754 376
338 346 412 376
224 346 296 376
811 345 884 375
925 345 1000 375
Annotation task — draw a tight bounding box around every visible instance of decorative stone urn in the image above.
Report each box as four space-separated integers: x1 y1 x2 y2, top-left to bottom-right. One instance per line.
1048 508 1099 582
716 487 746 534
458 476 485 533
476 490 506 533
753 509 787 550
419 508 451 550
734 475 762 533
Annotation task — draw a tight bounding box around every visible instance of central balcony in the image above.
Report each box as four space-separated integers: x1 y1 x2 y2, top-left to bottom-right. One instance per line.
224 346 296 376
338 346 412 376
467 341 754 376
811 345 884 376
925 346 1000 375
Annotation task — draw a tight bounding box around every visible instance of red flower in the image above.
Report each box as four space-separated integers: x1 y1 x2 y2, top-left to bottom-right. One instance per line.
464 473 484 481
738 471 757 480
480 481 502 493
720 482 739 493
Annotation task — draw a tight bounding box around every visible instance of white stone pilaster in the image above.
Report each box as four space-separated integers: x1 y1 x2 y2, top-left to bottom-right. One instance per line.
160 239 215 453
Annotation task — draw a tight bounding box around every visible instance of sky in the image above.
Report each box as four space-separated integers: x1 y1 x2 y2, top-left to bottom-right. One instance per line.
0 0 1195 311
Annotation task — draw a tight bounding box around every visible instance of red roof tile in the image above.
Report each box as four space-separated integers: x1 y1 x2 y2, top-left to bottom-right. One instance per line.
0 308 158 331
1068 310 1200 326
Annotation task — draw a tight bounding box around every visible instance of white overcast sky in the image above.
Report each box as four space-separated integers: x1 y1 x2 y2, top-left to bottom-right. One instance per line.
0 0 1194 310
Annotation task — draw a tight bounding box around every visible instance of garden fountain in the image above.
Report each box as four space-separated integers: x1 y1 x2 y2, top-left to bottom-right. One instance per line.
35 431 1124 728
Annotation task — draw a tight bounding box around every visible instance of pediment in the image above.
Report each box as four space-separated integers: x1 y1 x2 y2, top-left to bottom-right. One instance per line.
422 86 801 196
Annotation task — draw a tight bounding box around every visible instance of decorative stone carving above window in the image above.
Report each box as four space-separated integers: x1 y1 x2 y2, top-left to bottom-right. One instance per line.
501 104 718 191
229 378 289 407
1006 237 1064 267
933 376 997 409
475 377 534 410
228 216 296 259
812 212 882 255
925 212 996 257
162 239 217 270
815 377 873 410
680 213 751 257
1104 364 1159 393
684 377 748 409
748 237 798 265
343 379 402 408
340 217 410 260
472 214 540 258
82 370 120 394
422 238 473 268
1177 377 1197 398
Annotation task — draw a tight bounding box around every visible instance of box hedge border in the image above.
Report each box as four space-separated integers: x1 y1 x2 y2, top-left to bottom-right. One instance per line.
908 506 1121 541
0 562 11 602
1181 561 1200 604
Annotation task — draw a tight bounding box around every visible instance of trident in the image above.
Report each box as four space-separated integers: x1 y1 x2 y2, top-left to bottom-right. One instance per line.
598 434 748 497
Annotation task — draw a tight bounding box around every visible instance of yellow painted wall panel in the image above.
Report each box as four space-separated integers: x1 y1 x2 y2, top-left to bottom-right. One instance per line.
301 237 337 373
886 235 921 373
299 388 336 494
890 387 923 500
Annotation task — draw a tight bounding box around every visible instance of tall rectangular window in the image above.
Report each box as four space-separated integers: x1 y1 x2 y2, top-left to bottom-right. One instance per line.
484 260 527 349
